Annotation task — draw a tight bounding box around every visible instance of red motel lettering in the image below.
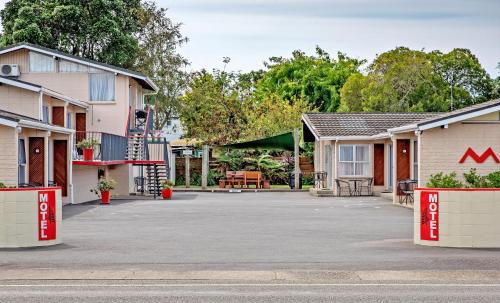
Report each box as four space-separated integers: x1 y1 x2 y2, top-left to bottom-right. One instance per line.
38 191 56 241
459 147 500 164
420 191 439 241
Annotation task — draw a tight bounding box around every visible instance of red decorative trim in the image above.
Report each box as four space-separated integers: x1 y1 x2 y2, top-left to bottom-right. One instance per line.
73 160 165 166
415 187 500 191
0 187 61 192
459 147 500 164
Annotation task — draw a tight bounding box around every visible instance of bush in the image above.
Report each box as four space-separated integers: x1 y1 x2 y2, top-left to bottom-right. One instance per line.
485 171 500 188
463 168 489 188
0 182 6 188
426 172 464 188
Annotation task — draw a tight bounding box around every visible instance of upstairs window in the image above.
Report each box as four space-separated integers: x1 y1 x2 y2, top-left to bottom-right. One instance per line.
66 112 72 128
89 72 115 101
339 144 370 177
29 52 54 72
60 60 88 72
42 106 49 123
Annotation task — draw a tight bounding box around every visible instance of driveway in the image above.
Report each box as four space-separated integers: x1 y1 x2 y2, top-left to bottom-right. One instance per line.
1 192 499 272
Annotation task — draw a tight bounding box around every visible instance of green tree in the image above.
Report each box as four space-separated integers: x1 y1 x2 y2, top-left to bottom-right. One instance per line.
339 47 495 113
136 1 189 130
256 46 364 112
0 0 142 68
179 69 247 145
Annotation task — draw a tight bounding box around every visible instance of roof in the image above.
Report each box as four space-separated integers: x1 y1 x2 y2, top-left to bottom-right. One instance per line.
0 43 158 92
0 108 41 123
0 76 88 108
303 112 440 138
0 109 74 134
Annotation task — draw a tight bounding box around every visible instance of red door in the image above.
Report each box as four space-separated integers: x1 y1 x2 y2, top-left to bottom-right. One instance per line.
52 107 65 127
75 113 86 142
54 140 68 196
373 144 385 186
396 139 411 194
29 137 45 186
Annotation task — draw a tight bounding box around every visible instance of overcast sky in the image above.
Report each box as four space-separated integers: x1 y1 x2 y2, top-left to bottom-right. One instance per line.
0 0 499 75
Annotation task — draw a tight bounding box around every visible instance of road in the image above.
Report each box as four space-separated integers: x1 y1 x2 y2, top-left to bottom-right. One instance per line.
0 281 499 303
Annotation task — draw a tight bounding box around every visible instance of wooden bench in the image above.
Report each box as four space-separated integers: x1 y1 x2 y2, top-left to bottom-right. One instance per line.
244 171 262 188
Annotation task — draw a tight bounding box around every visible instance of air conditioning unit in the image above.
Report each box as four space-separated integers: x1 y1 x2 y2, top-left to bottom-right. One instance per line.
0 64 20 77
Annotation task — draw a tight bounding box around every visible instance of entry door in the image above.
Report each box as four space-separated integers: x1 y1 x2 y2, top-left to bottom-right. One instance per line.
388 144 393 191
75 113 86 142
396 139 411 194
52 107 65 127
373 144 385 186
29 137 45 186
54 140 68 196
324 145 332 189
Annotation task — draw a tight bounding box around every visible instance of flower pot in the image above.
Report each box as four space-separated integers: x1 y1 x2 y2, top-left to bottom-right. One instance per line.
83 148 93 161
161 188 172 199
100 190 110 204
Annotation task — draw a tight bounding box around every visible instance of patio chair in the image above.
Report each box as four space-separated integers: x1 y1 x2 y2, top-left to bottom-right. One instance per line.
335 179 352 197
359 178 373 196
398 179 415 204
134 177 145 193
244 171 262 188
313 171 327 189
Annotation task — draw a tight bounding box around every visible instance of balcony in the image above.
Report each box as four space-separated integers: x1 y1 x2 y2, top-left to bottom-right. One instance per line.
73 131 128 164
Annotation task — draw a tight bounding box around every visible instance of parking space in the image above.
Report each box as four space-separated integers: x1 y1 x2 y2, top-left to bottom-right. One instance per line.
1 192 499 272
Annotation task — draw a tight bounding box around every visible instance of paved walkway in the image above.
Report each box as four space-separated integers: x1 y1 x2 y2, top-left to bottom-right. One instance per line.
1 192 499 277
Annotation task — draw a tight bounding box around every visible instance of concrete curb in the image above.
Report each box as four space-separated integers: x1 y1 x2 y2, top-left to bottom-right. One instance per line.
1 270 499 282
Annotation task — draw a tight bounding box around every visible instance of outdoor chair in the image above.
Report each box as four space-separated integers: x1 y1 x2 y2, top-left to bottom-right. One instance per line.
335 179 352 197
134 177 145 193
314 171 327 189
359 178 373 196
398 179 416 204
244 171 262 188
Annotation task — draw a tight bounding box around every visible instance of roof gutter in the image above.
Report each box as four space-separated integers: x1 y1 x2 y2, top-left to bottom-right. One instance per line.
0 117 18 128
19 119 75 134
417 104 500 131
41 88 88 109
387 123 417 134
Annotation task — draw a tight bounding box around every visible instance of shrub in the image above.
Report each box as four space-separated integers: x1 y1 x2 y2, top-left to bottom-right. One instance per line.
426 172 464 188
76 138 99 149
485 171 500 188
463 168 489 188
0 182 6 188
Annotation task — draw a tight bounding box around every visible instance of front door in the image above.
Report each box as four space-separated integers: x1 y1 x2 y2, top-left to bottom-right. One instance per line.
388 144 393 191
396 139 411 194
324 145 332 189
54 140 68 196
52 107 65 127
373 144 385 186
75 113 86 143
29 137 45 186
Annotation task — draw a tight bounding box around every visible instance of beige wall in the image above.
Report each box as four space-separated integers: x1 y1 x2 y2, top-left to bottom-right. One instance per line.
414 189 500 248
0 126 18 186
73 166 99 203
419 115 500 187
106 164 133 195
0 85 39 119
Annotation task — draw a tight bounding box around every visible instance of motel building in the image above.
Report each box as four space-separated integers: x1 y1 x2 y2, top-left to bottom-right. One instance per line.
0 43 171 247
302 98 500 202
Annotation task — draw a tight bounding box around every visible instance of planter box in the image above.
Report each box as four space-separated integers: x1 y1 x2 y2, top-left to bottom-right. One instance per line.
0 187 63 248
414 188 500 248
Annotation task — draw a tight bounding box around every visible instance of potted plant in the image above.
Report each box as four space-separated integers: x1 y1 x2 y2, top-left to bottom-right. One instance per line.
76 138 98 161
91 178 116 204
161 179 174 199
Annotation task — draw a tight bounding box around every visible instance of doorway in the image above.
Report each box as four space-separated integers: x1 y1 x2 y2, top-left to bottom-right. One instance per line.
75 113 86 143
29 137 45 186
324 145 332 189
54 140 68 196
52 107 65 127
396 139 411 195
388 144 393 191
373 144 385 186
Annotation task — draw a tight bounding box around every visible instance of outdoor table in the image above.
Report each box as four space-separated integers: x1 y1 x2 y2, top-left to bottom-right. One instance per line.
348 179 364 196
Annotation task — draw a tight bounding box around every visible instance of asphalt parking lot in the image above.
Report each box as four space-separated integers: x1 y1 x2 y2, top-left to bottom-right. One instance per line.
1 192 500 272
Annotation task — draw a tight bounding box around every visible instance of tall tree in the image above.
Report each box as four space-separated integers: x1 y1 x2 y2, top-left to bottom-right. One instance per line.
136 1 189 130
255 46 364 112
0 0 142 68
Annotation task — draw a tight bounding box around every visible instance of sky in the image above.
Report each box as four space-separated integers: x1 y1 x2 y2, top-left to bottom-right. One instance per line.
0 0 499 75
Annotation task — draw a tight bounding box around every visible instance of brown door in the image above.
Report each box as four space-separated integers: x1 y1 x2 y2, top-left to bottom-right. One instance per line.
75 113 86 142
29 137 45 186
54 140 68 196
373 144 385 186
396 139 411 194
52 107 65 127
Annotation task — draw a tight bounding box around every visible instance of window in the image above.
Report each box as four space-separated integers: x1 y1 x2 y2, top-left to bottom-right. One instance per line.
29 52 54 72
60 60 88 72
413 140 418 180
339 145 370 176
67 112 72 128
89 73 115 101
42 106 49 123
18 139 26 185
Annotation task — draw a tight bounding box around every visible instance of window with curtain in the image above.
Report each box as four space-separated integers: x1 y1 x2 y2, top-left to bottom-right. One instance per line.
29 51 54 72
339 145 370 177
413 140 418 180
89 73 115 101
60 60 88 72
66 112 72 128
42 106 49 123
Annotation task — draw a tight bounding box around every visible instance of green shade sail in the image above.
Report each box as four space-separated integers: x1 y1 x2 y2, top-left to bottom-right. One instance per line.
222 132 294 151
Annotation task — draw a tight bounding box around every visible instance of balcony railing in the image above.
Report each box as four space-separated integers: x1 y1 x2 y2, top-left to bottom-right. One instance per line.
73 131 128 161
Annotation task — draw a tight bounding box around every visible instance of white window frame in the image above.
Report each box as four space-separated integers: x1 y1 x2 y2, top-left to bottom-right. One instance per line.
29 51 55 73
338 144 371 177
